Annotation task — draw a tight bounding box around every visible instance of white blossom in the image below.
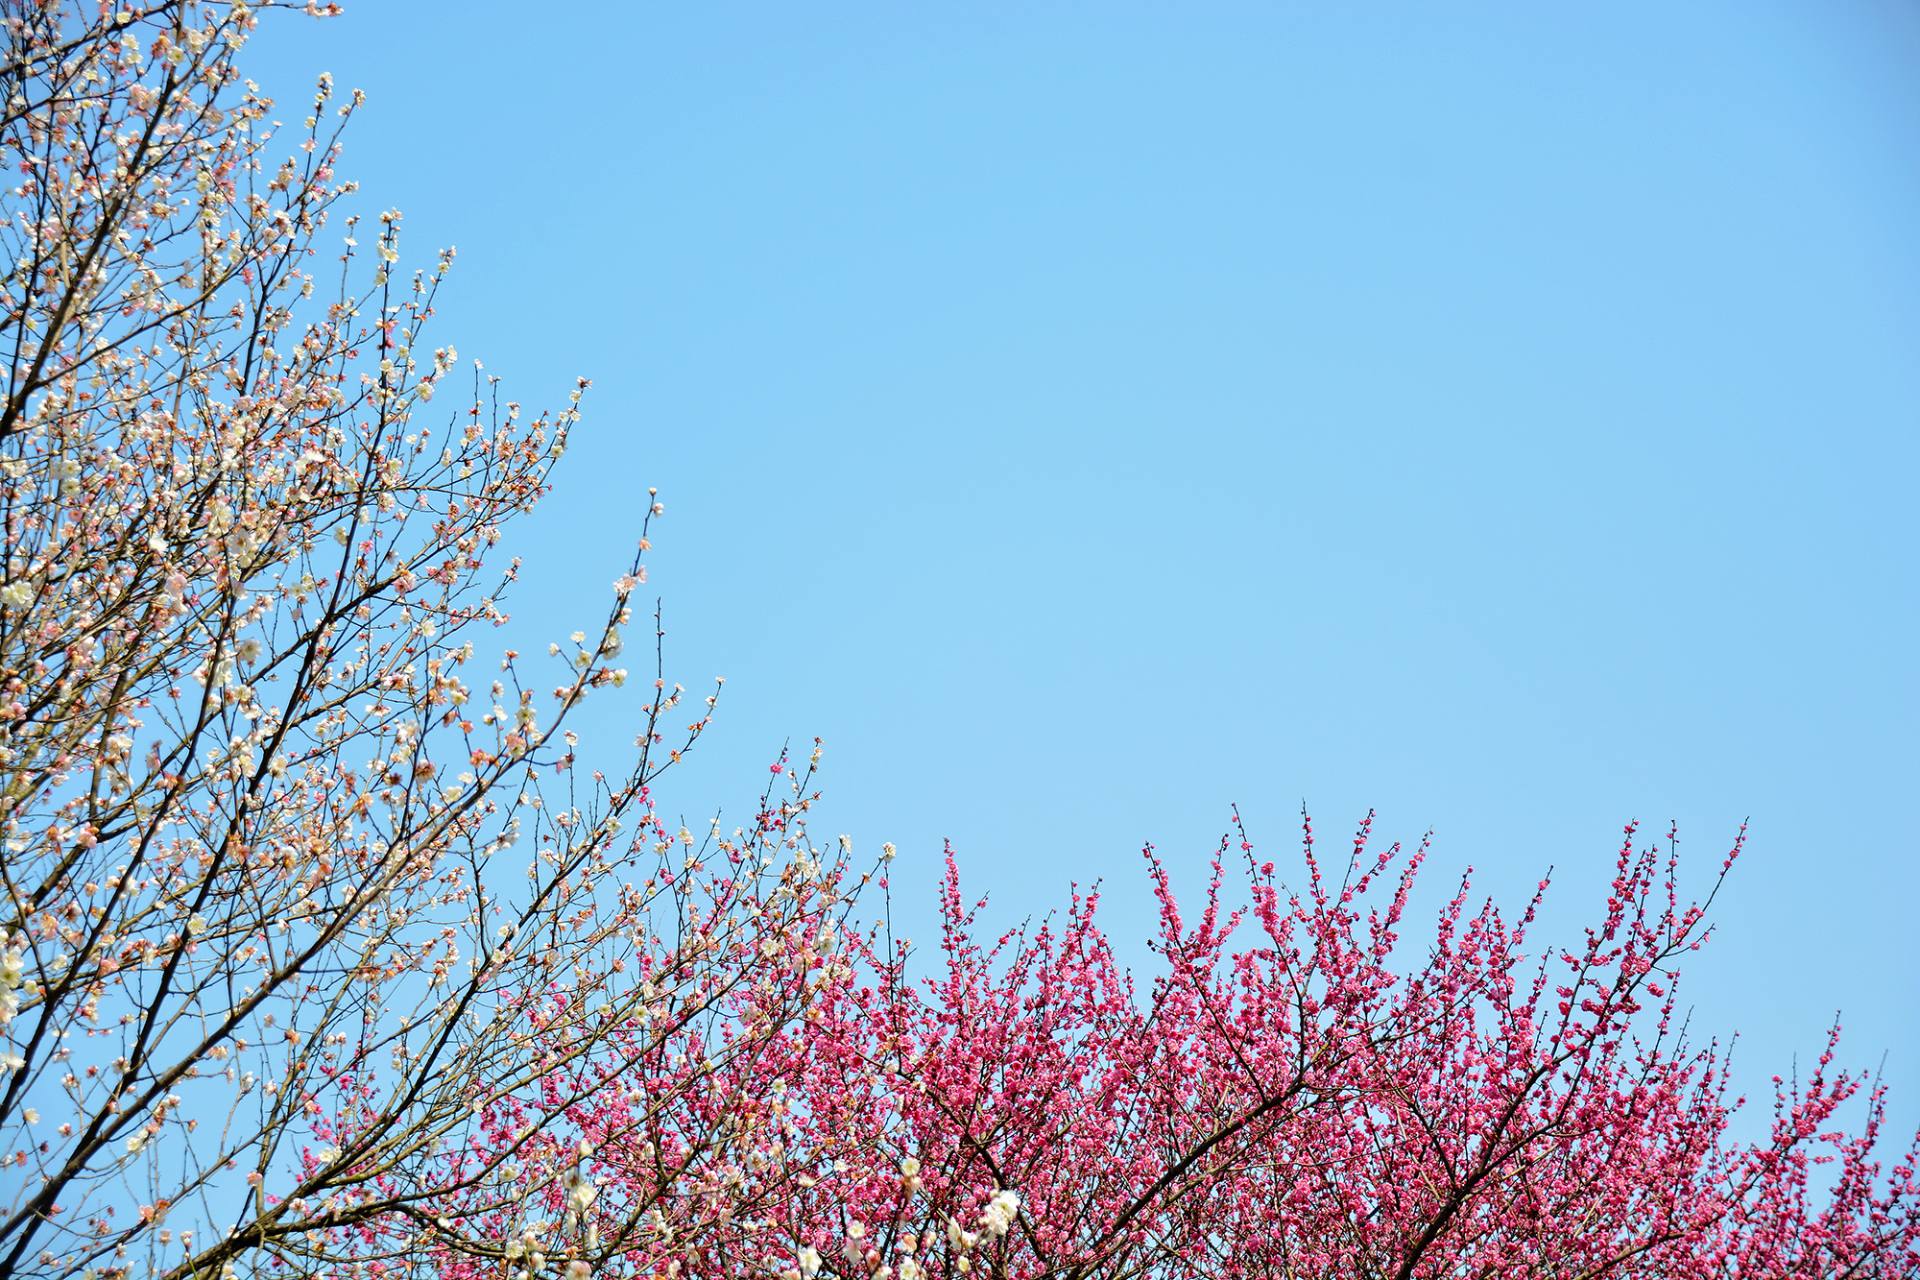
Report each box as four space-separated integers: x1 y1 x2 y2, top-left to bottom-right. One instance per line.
980 1188 1020 1239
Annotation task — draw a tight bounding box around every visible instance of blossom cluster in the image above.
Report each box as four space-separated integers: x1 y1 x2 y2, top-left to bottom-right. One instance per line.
393 815 1920 1280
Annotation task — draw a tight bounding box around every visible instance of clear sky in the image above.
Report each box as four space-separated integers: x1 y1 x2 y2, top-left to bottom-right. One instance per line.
245 3 1918 1139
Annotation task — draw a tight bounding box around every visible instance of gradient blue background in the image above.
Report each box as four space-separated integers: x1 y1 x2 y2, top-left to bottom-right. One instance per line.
247 3 1917 1139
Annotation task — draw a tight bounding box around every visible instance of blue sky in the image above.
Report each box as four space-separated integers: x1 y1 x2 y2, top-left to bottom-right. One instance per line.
246 3 1917 1137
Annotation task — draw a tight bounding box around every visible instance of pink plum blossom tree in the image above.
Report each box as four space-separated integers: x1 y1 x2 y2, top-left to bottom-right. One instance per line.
482 814 1919 1280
